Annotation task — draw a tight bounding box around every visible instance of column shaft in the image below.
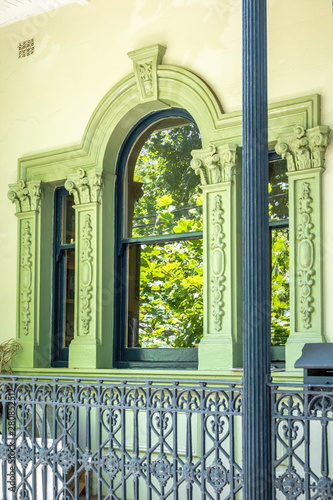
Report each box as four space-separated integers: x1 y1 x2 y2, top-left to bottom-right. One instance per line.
242 0 271 497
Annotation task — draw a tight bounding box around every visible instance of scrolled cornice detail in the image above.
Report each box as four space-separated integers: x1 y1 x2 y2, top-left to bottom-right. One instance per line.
65 168 103 205
7 180 42 213
275 125 330 172
191 144 238 186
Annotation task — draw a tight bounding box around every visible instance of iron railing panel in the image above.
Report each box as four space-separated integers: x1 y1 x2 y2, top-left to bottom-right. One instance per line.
0 376 243 500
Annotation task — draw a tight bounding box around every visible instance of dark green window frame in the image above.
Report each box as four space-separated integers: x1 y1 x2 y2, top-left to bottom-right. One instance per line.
114 108 202 369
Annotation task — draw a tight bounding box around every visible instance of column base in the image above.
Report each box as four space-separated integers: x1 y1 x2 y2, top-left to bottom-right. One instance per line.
68 338 113 369
198 335 242 370
11 341 50 369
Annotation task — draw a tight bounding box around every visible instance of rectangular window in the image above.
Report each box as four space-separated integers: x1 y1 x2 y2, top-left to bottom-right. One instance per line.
269 152 289 363
52 187 75 366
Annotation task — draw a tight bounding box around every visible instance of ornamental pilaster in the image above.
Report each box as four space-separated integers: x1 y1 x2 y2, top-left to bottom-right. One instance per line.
7 180 49 367
275 125 331 370
191 143 242 370
65 168 104 369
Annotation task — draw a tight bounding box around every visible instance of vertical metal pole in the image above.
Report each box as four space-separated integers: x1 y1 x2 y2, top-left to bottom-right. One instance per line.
242 0 271 498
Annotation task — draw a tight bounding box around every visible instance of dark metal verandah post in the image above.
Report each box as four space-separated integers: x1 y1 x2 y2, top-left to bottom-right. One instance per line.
242 0 271 498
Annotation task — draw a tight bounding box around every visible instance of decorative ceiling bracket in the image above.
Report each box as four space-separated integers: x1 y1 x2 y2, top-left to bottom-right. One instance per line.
128 44 166 103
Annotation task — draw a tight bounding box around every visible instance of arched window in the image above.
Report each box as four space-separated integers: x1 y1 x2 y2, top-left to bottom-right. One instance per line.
114 109 203 368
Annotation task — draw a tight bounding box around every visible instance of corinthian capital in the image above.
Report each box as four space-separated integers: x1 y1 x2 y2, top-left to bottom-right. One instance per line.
191 143 238 186
7 180 42 212
275 125 331 172
65 168 103 205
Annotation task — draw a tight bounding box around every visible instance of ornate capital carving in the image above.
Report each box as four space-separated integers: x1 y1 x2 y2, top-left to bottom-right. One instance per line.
275 125 330 172
191 144 238 186
65 168 103 205
7 180 42 213
128 44 166 102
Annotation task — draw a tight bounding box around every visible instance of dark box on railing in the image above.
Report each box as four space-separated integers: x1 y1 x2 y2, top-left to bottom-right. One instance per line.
295 343 333 386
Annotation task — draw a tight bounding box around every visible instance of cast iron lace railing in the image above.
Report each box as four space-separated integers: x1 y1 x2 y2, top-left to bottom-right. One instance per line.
0 376 243 500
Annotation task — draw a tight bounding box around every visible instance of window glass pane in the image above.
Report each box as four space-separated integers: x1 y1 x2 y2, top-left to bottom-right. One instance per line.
62 194 75 244
126 123 202 238
127 239 203 349
271 227 290 345
64 249 75 348
269 159 288 222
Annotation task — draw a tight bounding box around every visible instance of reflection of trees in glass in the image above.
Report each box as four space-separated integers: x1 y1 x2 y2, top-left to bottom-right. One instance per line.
269 160 290 345
129 127 290 348
133 125 203 237
130 124 203 348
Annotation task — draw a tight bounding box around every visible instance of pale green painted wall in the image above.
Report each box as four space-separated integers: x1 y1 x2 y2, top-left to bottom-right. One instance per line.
1 0 333 362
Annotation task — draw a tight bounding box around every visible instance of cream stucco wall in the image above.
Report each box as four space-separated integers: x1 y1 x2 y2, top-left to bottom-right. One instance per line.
0 0 333 346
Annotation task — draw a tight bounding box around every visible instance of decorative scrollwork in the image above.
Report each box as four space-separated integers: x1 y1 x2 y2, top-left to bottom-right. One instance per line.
37 447 50 465
0 443 10 461
78 385 98 405
16 440 32 467
150 388 172 409
20 221 32 336
206 459 228 492
56 385 75 404
127 456 144 477
308 394 333 418
153 411 170 431
275 394 304 418
275 125 330 172
126 387 146 407
8 179 42 213
151 454 172 486
80 213 93 335
210 195 226 331
56 446 74 472
297 182 315 329
177 389 200 411
205 390 229 413
181 461 198 484
102 450 120 478
139 62 153 96
18 485 31 500
276 466 303 498
79 451 95 471
312 476 333 499
65 168 103 205
191 144 238 186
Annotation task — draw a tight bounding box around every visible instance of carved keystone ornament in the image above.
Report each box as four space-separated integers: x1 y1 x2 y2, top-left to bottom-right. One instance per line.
128 44 166 102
